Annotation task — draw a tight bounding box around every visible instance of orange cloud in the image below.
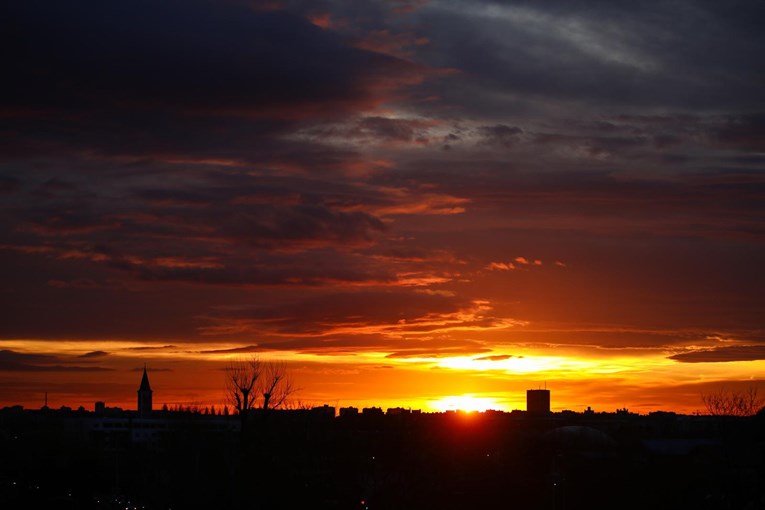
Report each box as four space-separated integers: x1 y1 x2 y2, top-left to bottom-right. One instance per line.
353 29 430 59
308 12 333 29
486 261 516 271
376 193 469 216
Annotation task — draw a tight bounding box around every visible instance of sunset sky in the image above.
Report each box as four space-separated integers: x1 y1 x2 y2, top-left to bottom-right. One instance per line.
1 0 764 414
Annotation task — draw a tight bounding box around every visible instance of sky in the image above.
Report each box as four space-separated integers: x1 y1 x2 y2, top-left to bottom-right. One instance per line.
1 0 764 414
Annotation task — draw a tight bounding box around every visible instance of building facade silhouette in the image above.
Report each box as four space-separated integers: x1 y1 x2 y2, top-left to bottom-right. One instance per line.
526 389 551 414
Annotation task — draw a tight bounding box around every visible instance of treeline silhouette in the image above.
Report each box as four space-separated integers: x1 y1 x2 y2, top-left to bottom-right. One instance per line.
1 406 764 509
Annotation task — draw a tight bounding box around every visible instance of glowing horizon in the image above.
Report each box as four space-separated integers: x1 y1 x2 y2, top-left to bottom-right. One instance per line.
2 337 763 416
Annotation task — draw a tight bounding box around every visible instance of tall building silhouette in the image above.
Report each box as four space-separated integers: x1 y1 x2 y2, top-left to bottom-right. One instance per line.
137 365 153 417
526 389 550 415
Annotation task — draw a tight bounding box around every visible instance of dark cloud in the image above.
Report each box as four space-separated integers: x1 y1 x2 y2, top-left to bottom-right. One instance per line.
79 351 109 358
214 203 386 249
1 0 420 114
477 125 523 148
347 117 434 144
386 344 492 359
670 345 765 363
474 354 519 361
0 350 113 372
125 345 178 351
197 345 264 355
0 170 410 290
254 335 396 354
199 290 478 337
0 0 431 162
411 0 765 114
715 113 765 151
0 176 21 194
47 279 115 290
0 0 763 375
383 154 765 241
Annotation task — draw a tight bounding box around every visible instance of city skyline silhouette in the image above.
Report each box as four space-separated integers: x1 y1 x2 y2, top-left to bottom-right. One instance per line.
1 366 763 509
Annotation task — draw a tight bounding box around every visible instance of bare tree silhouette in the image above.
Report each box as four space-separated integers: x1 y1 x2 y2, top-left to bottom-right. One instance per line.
225 357 296 421
225 357 261 423
701 385 764 416
259 360 295 411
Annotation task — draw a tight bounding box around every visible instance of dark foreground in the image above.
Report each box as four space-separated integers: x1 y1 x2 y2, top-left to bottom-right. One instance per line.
1 406 764 510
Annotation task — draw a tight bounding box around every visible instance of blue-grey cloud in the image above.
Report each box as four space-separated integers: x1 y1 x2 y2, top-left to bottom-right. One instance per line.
0 350 113 372
0 0 763 358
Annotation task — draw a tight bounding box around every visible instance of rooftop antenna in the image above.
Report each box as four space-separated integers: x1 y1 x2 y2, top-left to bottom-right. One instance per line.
44 392 48 408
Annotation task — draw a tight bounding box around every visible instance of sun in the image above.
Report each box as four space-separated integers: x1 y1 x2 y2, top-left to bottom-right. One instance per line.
429 395 504 413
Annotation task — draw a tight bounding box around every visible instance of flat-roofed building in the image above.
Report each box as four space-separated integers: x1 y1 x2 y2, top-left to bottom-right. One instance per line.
526 389 551 415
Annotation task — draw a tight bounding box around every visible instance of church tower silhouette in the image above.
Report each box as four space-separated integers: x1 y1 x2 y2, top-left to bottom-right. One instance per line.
138 365 153 417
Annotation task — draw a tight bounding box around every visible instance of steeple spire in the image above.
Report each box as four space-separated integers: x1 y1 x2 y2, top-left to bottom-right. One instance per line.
139 364 152 392
137 364 153 416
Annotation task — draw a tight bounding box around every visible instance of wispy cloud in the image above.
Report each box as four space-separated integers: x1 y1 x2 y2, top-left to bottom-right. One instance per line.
670 345 765 363
0 350 113 372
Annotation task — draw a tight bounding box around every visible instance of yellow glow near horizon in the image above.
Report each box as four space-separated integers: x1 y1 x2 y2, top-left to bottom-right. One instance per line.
429 395 505 413
3 338 765 415
434 354 594 373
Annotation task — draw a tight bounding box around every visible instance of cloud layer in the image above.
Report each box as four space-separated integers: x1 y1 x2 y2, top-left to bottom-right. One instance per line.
1 0 764 411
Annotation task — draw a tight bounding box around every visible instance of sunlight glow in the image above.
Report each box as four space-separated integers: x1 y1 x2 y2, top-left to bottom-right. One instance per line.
429 395 505 413
435 354 593 373
4 338 765 415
